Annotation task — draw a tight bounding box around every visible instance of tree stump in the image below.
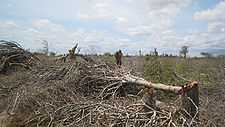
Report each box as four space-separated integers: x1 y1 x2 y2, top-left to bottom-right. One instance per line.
142 88 156 112
181 82 199 119
67 43 78 62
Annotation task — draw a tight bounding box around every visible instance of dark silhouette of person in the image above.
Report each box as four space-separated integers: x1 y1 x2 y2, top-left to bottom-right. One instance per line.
115 50 123 66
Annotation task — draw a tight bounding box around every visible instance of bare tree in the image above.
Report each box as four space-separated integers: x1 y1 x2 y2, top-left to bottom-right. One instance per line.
42 40 49 55
180 46 188 58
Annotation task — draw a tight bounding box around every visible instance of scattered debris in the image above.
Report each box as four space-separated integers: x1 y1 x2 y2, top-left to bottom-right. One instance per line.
0 40 39 73
0 60 200 126
0 42 208 127
55 43 94 63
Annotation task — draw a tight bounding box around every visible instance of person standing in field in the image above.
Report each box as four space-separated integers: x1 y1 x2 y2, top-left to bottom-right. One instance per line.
115 50 123 66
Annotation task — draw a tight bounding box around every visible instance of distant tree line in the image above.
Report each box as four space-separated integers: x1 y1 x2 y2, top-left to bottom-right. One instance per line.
34 40 221 59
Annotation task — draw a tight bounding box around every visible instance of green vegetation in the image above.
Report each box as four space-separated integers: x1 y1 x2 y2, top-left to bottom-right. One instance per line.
102 54 116 64
143 56 224 87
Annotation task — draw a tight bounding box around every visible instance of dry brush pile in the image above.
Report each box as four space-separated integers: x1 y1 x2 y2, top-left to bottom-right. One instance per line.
0 40 39 73
0 41 207 127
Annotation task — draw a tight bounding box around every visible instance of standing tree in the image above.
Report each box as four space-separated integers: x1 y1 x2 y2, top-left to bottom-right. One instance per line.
49 52 56 56
201 52 212 58
42 40 49 55
180 46 188 58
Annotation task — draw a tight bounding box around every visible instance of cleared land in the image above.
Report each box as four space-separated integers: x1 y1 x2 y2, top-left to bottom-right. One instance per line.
0 43 225 127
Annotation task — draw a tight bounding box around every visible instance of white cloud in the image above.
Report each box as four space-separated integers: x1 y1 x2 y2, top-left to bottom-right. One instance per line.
0 19 123 54
6 0 225 56
0 21 18 29
186 1 225 55
95 2 109 8
194 1 225 22
194 1 225 33
0 0 197 55
32 19 65 32
32 19 51 28
116 17 128 23
27 0 194 54
208 22 225 33
109 0 193 49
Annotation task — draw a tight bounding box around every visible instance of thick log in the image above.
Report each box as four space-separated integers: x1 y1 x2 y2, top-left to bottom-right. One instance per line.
123 75 198 94
123 75 200 121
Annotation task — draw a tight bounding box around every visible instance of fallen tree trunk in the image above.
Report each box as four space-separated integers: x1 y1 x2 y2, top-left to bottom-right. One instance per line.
122 74 198 94
122 74 199 121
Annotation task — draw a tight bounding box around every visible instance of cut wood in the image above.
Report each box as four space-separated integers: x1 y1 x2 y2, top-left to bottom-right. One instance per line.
182 83 199 118
122 74 198 94
122 74 200 122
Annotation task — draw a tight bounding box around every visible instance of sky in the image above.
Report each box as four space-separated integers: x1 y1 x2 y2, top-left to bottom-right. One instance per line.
0 0 225 56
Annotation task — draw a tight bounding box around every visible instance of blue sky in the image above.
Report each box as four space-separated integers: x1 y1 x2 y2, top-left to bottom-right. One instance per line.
0 0 225 56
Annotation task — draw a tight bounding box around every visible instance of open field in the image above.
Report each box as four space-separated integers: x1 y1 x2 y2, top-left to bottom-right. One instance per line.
1 48 225 127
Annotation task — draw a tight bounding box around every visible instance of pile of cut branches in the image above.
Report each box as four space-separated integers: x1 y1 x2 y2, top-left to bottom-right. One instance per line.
34 62 137 97
0 39 203 127
0 40 38 73
5 78 198 127
0 60 202 126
